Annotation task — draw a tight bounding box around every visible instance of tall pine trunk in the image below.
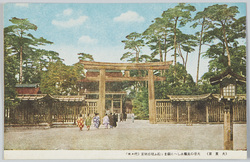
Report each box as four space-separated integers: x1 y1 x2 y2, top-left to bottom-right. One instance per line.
19 46 23 84
158 39 163 76
173 17 178 66
196 17 205 85
222 22 231 66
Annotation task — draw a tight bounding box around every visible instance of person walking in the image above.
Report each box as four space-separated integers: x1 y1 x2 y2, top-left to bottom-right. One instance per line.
124 112 127 121
93 113 100 129
120 113 123 122
113 113 117 128
77 114 84 131
118 113 120 122
85 114 92 131
132 113 135 123
103 114 109 129
108 113 114 128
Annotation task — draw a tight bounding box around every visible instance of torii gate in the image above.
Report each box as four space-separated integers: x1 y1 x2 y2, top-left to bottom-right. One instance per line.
80 60 173 124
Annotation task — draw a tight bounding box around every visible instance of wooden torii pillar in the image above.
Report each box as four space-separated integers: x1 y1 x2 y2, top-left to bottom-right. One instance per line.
148 69 156 123
99 69 106 119
80 61 172 124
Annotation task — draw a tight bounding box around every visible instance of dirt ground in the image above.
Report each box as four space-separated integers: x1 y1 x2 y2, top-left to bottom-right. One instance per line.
4 120 247 150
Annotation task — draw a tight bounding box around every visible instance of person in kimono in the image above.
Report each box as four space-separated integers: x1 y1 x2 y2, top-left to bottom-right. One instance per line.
108 113 114 128
120 113 123 122
77 114 84 131
85 114 92 131
103 114 109 129
113 113 117 128
93 113 100 129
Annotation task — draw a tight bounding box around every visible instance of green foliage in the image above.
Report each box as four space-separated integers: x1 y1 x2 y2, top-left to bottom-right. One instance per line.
162 3 196 65
4 31 18 99
4 30 20 123
155 63 199 98
121 32 144 63
162 3 196 25
40 61 83 95
132 87 149 120
5 17 56 84
78 52 94 61
121 3 246 121
143 17 173 62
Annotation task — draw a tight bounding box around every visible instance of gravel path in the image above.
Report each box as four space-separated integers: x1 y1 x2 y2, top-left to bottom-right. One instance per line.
4 120 247 150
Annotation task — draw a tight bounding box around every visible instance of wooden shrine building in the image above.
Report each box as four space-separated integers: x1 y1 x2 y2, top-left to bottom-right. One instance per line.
5 94 87 126
15 83 41 94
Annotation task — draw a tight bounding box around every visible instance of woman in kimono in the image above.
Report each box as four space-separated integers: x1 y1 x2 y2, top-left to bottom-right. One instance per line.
93 113 100 128
77 114 84 131
85 114 92 131
103 114 109 129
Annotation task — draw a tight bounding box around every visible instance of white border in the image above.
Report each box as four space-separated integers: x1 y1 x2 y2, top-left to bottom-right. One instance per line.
3 150 248 160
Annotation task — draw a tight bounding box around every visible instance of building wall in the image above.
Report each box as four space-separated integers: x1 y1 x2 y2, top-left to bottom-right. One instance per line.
16 87 40 94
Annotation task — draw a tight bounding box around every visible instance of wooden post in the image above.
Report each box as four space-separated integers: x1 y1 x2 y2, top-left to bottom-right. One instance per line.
73 105 76 124
98 69 106 120
230 102 234 149
148 69 156 124
176 104 179 123
206 105 209 123
187 102 191 124
111 95 114 113
30 101 34 124
224 101 233 150
48 101 53 126
120 96 123 114
224 107 231 149
125 70 130 77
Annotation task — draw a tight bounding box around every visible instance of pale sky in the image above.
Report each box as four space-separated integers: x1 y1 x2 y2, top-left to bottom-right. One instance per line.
3 2 246 80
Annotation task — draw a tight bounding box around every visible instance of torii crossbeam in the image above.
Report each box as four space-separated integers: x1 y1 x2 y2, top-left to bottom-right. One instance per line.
80 60 173 124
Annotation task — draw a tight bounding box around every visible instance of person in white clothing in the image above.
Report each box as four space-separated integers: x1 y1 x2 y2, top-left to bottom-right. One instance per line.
103 114 109 129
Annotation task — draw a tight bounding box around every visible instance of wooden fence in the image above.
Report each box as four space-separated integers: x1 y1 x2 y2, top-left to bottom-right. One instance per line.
4 100 99 125
155 99 246 124
5 97 246 125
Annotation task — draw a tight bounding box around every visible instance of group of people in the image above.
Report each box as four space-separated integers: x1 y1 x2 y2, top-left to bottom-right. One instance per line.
77 112 122 131
76 112 134 131
77 113 100 131
102 113 118 129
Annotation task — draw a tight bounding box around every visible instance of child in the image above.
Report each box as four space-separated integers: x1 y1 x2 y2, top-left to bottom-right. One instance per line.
77 114 84 131
93 113 100 129
85 114 92 131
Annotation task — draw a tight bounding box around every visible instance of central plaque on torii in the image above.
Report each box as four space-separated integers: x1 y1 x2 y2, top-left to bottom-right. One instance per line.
80 60 173 124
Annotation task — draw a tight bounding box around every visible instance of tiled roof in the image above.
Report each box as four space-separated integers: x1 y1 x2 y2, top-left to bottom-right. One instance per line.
17 94 46 100
17 94 86 102
15 83 39 88
210 67 246 85
167 93 214 101
168 93 246 101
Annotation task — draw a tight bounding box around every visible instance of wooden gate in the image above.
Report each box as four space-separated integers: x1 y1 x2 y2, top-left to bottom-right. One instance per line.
83 99 98 115
155 99 176 123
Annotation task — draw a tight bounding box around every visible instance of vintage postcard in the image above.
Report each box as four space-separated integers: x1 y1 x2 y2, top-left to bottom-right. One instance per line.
2 0 248 160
